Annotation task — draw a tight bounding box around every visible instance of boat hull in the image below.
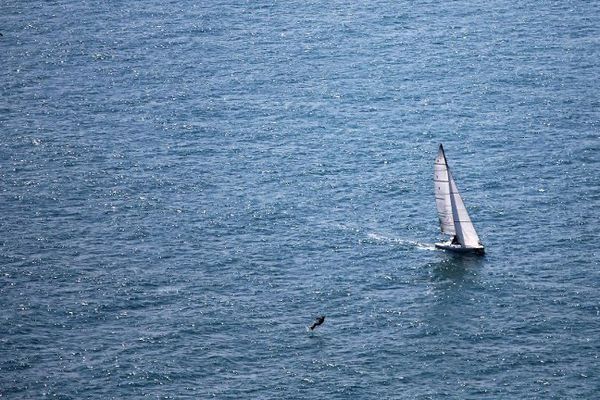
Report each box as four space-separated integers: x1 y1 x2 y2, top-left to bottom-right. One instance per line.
435 242 485 255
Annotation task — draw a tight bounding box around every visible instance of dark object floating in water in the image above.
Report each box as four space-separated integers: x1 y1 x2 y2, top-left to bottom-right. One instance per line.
309 315 325 330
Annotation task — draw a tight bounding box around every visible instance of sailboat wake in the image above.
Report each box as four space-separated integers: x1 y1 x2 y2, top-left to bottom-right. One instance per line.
365 232 437 251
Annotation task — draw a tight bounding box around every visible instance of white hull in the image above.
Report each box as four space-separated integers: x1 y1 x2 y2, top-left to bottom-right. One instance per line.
435 241 485 255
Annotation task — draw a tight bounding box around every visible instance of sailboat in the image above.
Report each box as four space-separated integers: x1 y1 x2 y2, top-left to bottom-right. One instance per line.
434 144 485 255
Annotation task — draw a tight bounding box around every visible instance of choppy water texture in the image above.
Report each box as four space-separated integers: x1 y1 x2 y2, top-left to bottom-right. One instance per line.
1 1 599 398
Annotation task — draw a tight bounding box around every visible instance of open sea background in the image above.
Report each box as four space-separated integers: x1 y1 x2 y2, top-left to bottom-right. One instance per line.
1 0 599 398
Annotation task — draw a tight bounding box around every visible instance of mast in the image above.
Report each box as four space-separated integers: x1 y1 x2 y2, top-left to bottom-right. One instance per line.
434 144 455 236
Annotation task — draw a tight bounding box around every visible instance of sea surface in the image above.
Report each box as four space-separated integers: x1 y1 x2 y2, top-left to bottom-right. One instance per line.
1 1 599 398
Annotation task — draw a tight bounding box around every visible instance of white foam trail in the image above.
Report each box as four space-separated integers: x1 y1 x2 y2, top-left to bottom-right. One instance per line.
366 232 437 251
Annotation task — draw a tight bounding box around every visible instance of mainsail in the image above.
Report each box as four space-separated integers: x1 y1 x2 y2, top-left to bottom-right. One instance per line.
434 144 482 248
434 145 455 235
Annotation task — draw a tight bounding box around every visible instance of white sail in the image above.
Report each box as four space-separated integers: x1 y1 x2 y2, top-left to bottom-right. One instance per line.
434 145 455 235
433 144 483 251
448 170 482 248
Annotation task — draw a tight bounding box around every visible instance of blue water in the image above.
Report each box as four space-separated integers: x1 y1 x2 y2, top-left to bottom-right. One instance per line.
1 1 599 398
